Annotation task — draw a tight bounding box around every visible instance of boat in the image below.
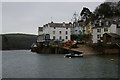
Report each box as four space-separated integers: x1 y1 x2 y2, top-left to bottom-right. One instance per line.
64 52 83 58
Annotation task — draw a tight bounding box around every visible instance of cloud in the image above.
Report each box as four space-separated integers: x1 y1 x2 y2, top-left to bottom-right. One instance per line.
2 2 103 34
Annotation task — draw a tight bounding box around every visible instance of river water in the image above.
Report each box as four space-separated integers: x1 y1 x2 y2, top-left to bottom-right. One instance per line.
2 50 118 78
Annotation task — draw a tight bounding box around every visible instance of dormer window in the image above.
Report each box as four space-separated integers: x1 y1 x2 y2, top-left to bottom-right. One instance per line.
63 22 65 26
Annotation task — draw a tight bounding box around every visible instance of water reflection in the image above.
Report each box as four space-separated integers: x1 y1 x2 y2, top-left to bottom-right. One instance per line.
2 50 118 78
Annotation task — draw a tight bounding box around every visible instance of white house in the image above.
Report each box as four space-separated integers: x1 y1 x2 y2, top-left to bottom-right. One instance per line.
110 23 120 35
40 22 72 41
92 27 111 43
92 17 120 43
92 19 111 43
38 27 43 35
71 22 83 35
110 17 120 35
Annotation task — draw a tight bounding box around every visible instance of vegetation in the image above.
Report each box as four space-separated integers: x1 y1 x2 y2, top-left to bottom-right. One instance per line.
0 33 37 50
80 7 92 20
79 1 120 25
71 34 91 41
94 2 120 18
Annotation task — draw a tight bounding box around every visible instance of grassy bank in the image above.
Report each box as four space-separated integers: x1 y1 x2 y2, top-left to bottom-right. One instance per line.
0 33 37 50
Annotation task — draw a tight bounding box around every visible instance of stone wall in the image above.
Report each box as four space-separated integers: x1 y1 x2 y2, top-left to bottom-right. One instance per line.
104 48 120 54
34 46 69 54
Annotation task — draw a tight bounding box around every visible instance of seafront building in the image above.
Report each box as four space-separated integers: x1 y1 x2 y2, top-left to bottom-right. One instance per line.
92 18 111 43
37 17 120 43
71 21 84 35
38 22 72 41
110 17 120 35
38 27 43 35
92 17 120 43
85 22 94 35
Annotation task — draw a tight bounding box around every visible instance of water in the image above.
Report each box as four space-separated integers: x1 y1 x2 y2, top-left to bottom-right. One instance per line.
2 50 118 78
0 51 2 79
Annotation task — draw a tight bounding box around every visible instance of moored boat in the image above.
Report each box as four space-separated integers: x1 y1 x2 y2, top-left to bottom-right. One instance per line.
64 52 83 58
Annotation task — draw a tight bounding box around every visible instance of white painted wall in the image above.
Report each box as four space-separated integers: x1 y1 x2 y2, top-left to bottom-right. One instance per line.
92 28 103 43
116 28 120 35
92 28 98 43
38 31 43 35
43 24 71 41
110 24 120 36
92 25 112 43
110 24 117 33
72 26 83 35
92 27 104 43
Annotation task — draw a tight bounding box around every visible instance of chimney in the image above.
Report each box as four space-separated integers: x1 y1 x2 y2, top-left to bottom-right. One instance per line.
63 22 65 27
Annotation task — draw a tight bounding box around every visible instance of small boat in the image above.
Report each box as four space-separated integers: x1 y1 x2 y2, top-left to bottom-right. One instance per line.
64 52 83 58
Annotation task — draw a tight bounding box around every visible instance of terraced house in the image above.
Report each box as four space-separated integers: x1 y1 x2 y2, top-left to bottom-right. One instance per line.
92 17 120 43
39 22 72 41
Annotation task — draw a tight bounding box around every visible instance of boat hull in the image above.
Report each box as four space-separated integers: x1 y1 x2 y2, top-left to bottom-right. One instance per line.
64 54 83 58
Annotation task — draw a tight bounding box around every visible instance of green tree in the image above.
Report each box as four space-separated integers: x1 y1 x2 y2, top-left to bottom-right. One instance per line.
94 2 120 18
80 7 92 20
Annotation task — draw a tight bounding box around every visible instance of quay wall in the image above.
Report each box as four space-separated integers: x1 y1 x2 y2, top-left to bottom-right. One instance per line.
32 46 70 54
31 45 120 55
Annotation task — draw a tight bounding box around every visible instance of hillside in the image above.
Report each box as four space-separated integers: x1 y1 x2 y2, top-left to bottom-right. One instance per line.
0 33 37 50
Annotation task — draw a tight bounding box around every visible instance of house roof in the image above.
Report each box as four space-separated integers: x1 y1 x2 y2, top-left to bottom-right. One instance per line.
39 27 43 29
38 27 43 31
104 33 120 39
44 22 72 28
93 17 120 28
92 26 105 29
93 18 112 28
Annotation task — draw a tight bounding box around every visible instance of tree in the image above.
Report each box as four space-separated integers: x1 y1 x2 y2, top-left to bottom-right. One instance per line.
80 7 92 20
94 2 120 18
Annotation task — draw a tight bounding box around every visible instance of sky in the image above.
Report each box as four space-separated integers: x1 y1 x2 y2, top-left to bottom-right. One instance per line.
1 1 105 35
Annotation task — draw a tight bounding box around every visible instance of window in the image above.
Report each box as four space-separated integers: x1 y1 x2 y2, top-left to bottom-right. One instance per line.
97 29 101 32
53 36 55 40
39 27 43 31
63 23 65 26
66 36 68 39
66 27 68 29
118 24 120 28
97 34 101 39
66 31 68 35
119 24 120 26
59 36 62 40
106 21 109 26
97 40 101 43
104 28 108 32
99 23 102 26
73 23 76 27
54 27 56 29
59 31 62 34
53 31 55 34
75 30 77 32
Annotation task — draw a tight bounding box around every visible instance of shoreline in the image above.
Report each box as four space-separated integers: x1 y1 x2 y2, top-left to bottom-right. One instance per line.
0 49 30 51
1 44 119 56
